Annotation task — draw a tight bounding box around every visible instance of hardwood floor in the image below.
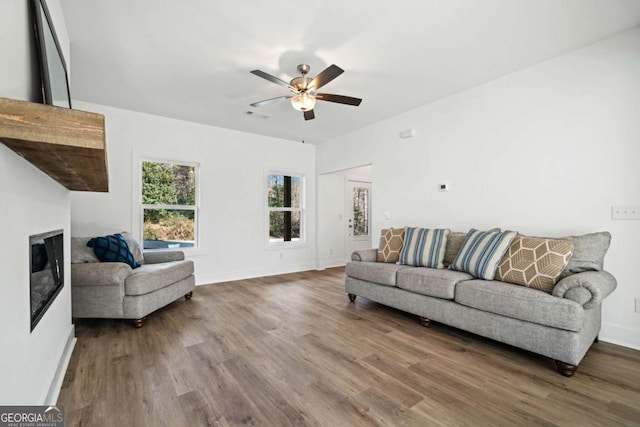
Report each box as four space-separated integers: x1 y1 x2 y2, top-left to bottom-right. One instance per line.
59 268 640 426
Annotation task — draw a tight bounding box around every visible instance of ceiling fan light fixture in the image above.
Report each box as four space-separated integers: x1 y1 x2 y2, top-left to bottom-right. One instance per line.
291 92 316 112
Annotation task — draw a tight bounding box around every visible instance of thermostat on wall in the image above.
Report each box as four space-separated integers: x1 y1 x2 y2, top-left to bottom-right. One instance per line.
439 183 449 192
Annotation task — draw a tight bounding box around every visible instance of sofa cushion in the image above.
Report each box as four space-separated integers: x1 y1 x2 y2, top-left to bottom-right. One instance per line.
377 228 405 263
561 232 611 274
399 227 450 269
397 267 473 299
88 234 141 269
450 229 517 280
495 236 574 293
345 261 406 287
125 260 194 296
455 279 584 332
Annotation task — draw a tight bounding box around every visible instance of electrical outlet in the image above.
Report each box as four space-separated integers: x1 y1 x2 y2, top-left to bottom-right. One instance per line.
635 298 640 313
612 205 640 220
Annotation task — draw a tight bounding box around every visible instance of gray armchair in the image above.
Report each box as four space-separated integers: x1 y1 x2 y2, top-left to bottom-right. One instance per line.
70 234 195 327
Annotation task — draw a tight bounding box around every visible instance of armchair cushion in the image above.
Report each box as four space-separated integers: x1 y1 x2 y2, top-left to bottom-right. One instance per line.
125 260 194 296
143 251 185 264
71 237 99 264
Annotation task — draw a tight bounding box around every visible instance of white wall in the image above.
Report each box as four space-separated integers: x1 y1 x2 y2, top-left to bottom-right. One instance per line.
318 165 372 268
0 1 75 404
70 102 317 284
317 29 640 349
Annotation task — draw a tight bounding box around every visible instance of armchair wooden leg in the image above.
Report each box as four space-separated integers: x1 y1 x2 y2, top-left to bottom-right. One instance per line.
185 291 193 300
419 317 431 327
555 360 577 377
133 318 145 328
348 293 356 303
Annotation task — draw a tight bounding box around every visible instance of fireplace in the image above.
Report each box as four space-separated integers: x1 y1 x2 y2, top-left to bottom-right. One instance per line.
30 229 64 332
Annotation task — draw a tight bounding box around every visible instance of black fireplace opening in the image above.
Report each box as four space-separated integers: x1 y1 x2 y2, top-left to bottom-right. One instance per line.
30 229 64 332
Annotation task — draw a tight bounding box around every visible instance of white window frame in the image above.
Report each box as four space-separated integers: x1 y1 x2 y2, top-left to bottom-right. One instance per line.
138 157 200 252
265 170 306 249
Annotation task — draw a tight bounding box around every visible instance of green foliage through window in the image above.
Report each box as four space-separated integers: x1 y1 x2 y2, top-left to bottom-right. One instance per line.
142 161 197 248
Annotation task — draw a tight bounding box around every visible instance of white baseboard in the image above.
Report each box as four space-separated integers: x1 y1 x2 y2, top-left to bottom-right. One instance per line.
45 324 76 405
317 259 347 270
599 322 640 351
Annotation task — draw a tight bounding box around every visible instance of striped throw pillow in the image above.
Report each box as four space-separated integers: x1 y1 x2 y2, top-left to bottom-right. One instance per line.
399 227 450 269
450 229 517 280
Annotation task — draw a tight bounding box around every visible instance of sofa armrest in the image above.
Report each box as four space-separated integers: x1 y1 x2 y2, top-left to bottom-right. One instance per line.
552 271 617 309
71 262 132 287
143 251 185 264
351 249 378 262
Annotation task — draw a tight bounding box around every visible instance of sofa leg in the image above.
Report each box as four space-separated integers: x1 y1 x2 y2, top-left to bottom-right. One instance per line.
185 291 193 300
132 318 145 328
419 317 431 327
555 360 577 377
594 336 599 343
348 293 356 303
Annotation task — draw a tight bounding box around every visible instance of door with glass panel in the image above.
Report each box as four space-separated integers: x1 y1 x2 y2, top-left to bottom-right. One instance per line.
346 180 371 261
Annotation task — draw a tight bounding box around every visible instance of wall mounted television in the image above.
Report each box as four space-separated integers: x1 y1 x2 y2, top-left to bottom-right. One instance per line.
31 0 72 108
30 229 64 332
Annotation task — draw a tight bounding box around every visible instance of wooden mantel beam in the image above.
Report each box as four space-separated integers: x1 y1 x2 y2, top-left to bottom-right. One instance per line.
0 97 108 192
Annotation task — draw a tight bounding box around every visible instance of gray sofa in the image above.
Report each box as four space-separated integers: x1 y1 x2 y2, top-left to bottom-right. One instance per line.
345 232 616 376
71 234 195 327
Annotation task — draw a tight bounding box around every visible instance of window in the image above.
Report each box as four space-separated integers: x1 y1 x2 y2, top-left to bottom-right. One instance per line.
141 160 198 250
267 173 304 245
352 186 370 237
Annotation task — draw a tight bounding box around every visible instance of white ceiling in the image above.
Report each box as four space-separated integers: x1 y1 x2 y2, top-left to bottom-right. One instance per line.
60 0 640 144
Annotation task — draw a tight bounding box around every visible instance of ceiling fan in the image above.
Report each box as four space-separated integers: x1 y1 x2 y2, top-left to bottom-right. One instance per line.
249 64 362 121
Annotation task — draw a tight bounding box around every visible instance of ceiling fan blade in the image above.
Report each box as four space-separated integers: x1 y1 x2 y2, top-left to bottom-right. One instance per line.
309 64 344 91
304 110 315 121
316 93 362 106
250 70 296 91
250 96 291 108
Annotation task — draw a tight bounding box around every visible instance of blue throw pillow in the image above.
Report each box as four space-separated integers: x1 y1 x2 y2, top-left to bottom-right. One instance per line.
87 233 140 269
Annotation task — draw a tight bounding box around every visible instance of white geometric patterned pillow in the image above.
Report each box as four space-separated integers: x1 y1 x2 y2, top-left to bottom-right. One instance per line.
450 229 517 280
398 227 450 269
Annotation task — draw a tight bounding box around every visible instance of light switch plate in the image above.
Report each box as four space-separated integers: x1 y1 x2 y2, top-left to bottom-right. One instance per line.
612 205 640 220
635 298 640 313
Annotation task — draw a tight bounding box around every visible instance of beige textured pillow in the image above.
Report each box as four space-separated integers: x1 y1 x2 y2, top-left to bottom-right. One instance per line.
496 236 574 293
377 228 405 263
443 232 467 267
70 237 99 264
121 232 145 265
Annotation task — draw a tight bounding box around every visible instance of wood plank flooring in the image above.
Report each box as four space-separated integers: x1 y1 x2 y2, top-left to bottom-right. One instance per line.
58 268 640 426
